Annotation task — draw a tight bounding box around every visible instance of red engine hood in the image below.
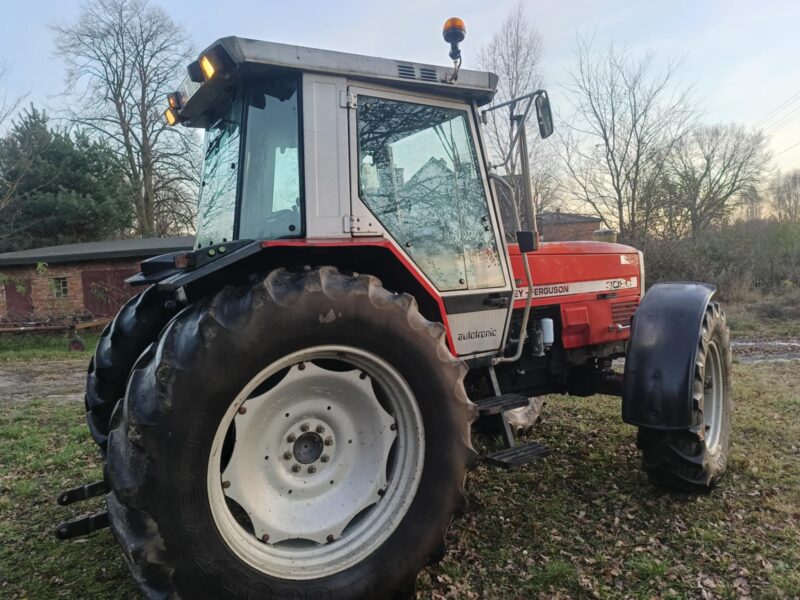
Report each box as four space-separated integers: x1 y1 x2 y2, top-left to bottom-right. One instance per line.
508 240 639 256
508 240 642 349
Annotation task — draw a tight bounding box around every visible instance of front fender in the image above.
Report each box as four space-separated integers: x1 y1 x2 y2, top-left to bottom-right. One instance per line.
622 282 715 429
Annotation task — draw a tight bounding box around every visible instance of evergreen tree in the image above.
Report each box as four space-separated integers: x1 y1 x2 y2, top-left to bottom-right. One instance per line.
0 105 133 251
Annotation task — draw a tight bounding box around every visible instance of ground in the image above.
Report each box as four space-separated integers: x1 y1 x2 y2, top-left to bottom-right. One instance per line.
0 319 798 599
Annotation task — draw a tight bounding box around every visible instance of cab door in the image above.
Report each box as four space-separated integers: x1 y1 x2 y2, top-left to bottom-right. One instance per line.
347 85 513 357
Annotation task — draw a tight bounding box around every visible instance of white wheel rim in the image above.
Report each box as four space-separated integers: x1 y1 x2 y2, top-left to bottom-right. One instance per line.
207 345 425 580
703 340 724 452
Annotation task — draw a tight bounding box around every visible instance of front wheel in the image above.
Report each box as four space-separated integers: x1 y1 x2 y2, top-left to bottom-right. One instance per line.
637 302 732 492
105 267 476 599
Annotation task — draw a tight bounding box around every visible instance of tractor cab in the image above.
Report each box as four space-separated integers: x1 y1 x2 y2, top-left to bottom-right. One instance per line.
163 24 557 360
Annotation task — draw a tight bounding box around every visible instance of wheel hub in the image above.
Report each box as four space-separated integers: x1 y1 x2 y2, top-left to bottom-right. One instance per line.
208 346 424 579
703 340 724 452
218 359 400 546
293 431 325 464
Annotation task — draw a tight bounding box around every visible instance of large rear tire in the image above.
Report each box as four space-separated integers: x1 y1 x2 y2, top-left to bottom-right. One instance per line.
85 285 175 453
105 267 476 599
636 302 732 492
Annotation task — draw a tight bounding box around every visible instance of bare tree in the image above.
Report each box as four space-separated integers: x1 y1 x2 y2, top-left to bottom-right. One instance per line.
53 0 199 237
669 124 767 234
770 170 800 222
477 3 560 220
739 186 765 223
560 38 695 247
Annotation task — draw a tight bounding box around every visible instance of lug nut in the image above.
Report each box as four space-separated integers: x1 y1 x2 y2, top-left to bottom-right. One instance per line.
222 481 231 489
298 362 306 371
261 533 270 542
378 488 385 497
287 434 296 443
316 425 325 434
283 452 292 460
324 437 333 446
327 534 335 543
390 423 396 431
321 455 329 463
238 405 247 415
308 466 316 474
292 464 301 473
300 423 310 432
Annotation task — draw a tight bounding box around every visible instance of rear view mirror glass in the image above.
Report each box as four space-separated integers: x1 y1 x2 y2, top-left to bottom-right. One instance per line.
535 93 554 139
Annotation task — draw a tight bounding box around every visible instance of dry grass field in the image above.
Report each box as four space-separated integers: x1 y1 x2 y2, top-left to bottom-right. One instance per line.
0 309 798 599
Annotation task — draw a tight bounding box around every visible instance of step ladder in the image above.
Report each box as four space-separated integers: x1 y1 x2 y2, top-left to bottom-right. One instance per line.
478 366 551 469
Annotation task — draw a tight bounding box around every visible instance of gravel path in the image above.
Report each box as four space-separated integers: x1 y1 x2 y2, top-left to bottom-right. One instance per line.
0 336 797 405
0 359 86 404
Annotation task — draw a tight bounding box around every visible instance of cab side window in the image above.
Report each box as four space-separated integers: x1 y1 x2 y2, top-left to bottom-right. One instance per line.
356 95 504 291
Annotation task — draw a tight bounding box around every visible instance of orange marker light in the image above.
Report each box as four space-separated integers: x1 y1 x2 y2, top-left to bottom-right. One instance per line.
442 17 466 43
167 92 181 109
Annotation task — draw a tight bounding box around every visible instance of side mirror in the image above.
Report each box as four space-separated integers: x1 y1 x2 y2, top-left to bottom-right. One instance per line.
535 92 554 139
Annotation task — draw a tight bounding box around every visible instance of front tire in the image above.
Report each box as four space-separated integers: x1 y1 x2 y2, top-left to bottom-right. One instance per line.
105 267 476 599
85 285 175 453
637 302 732 492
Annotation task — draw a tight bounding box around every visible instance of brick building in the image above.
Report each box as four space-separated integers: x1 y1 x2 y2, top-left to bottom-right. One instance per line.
537 211 603 242
0 237 193 321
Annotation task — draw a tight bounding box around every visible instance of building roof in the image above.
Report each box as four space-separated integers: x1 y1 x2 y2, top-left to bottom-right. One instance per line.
537 211 602 225
0 237 194 267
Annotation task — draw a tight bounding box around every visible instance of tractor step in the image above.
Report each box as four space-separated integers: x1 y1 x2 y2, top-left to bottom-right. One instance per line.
57 480 107 506
484 442 551 469
54 510 110 540
474 393 529 415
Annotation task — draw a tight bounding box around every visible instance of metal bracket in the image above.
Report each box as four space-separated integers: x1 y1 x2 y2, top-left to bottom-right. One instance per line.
54 511 110 540
344 215 380 236
339 90 357 109
57 480 107 506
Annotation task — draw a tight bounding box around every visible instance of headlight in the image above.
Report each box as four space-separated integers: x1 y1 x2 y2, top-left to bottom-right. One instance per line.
199 54 216 80
637 250 645 294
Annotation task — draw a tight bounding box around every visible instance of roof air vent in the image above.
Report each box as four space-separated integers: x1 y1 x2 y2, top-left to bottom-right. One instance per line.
397 64 416 79
419 67 438 82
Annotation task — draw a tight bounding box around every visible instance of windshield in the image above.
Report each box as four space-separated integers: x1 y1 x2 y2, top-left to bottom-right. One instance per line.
194 76 302 248
239 77 302 239
195 94 241 248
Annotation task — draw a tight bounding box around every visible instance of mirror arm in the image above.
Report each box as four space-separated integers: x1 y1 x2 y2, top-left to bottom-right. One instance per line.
488 173 534 366
482 94 536 170
514 115 539 251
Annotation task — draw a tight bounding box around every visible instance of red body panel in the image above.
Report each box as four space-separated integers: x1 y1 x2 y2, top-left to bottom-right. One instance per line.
261 238 641 355
509 241 642 349
261 238 457 353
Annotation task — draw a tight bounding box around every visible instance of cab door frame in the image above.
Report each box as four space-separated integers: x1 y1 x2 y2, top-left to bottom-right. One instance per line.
345 82 514 359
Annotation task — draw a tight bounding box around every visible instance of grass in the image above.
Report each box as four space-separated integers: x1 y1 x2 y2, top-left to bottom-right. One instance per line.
0 333 98 362
418 361 800 599
726 290 800 338
0 361 798 599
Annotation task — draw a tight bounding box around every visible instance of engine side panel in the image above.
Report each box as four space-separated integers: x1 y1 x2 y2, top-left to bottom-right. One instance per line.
509 242 642 349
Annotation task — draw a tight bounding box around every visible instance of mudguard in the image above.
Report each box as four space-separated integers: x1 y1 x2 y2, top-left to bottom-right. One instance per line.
622 282 715 429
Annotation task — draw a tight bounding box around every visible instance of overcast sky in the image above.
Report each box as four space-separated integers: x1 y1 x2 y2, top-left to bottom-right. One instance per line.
1 0 799 170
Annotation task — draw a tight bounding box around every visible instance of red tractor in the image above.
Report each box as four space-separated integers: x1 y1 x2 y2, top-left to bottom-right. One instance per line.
56 18 732 599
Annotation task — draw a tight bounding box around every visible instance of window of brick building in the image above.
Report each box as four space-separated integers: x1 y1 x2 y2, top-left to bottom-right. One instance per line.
53 277 68 299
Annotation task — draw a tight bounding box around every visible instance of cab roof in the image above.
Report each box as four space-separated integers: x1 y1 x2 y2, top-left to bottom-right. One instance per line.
179 36 499 125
